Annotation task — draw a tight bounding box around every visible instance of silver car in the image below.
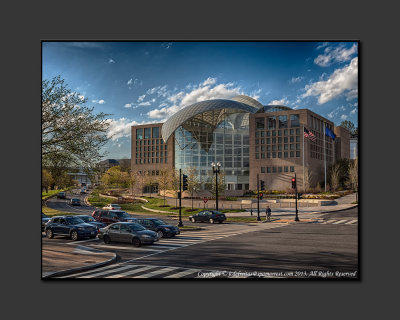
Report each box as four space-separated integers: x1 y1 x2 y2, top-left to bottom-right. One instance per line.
98 222 159 247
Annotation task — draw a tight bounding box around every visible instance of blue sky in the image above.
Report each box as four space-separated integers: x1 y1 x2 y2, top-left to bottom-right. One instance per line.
42 41 358 159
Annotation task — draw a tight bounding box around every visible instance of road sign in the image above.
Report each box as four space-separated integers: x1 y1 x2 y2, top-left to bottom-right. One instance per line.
203 198 208 203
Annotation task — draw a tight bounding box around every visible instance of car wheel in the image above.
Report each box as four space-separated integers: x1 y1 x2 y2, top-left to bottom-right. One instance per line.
219 220 223 224
132 237 141 247
157 230 164 238
71 231 79 241
210 218 214 224
103 235 111 244
46 229 54 239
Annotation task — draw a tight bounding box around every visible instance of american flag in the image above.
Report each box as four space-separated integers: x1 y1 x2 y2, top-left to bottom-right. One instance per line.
304 127 316 142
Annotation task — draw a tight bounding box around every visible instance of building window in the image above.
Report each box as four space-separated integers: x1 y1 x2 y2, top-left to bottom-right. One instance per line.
267 152 271 158
296 151 300 157
284 129 288 136
255 131 259 138
261 167 265 173
272 152 276 158
266 131 270 136
290 136 294 143
256 118 265 129
268 116 276 129
152 127 160 138
290 129 294 135
290 166 294 172
260 131 265 137
296 143 300 150
255 139 259 145
272 130 276 137
267 167 271 173
284 166 288 172
290 144 294 150
278 145 282 151
165 145 167 150
261 153 265 159
272 145 277 151
296 136 300 142
284 152 288 158
278 167 282 173
136 128 143 139
272 167 277 173
290 151 294 157
261 139 265 144
255 146 259 152
278 137 282 143
272 137 276 144
261 146 265 152
255 153 259 159
278 115 288 128
144 127 151 139
296 128 300 135
267 145 271 151
290 114 300 127
278 152 282 158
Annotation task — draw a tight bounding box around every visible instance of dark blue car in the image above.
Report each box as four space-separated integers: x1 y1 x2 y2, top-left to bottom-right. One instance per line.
76 215 106 230
45 216 98 241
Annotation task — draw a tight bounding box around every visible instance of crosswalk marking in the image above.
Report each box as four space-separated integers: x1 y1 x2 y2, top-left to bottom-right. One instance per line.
132 267 178 278
94 244 163 252
106 266 156 278
80 265 135 278
333 220 348 224
164 269 200 278
345 220 357 224
58 263 125 278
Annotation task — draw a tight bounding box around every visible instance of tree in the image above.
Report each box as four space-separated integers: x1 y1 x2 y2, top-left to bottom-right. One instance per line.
146 171 157 198
171 169 181 208
329 163 341 192
205 171 226 199
157 168 172 206
42 76 111 174
339 120 358 135
304 168 314 192
348 158 358 202
42 169 54 193
101 166 130 188
185 167 201 210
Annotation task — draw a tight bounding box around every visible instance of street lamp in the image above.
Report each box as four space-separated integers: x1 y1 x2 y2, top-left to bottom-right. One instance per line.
211 162 221 211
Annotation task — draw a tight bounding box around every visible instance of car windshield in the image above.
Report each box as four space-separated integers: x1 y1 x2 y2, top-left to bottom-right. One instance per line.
115 211 131 218
72 198 80 201
65 217 85 225
152 219 167 226
129 223 146 231
111 204 120 207
211 211 222 214
79 216 95 222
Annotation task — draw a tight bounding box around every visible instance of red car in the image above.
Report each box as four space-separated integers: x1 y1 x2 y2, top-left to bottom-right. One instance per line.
92 210 136 225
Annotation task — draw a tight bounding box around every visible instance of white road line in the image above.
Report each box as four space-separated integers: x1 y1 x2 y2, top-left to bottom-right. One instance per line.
345 220 358 224
322 220 337 224
106 266 155 278
131 267 178 278
66 239 99 245
93 244 163 252
164 269 201 278
80 265 135 278
333 220 348 224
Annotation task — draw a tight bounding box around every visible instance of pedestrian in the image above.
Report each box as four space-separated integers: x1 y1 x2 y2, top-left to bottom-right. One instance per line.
266 206 271 222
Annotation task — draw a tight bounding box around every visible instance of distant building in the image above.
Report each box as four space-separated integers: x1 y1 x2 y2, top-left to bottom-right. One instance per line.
350 134 358 159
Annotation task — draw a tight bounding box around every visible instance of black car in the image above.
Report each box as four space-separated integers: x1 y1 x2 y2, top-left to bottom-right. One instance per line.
189 210 226 224
45 216 98 241
42 212 51 232
75 215 106 230
70 198 81 206
135 218 180 238
98 222 158 247
92 210 136 225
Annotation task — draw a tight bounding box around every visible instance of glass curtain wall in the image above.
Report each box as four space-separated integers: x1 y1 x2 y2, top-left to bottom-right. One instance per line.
175 109 250 190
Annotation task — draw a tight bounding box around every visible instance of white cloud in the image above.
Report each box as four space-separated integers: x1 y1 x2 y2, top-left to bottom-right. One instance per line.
108 58 115 63
302 57 358 104
92 99 106 104
340 114 348 120
350 108 357 115
316 42 329 50
107 118 139 141
290 76 304 83
147 78 242 120
314 43 357 67
162 42 173 49
127 78 133 85
139 101 151 106
137 94 146 102
269 98 290 106
124 103 132 108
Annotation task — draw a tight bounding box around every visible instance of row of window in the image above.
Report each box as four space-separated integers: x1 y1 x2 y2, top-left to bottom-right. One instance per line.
309 115 333 132
256 144 300 152
256 151 300 159
136 138 164 145
135 158 168 164
136 151 168 158
260 166 295 173
255 114 300 130
255 136 300 144
256 128 300 137
136 127 160 139
136 145 168 152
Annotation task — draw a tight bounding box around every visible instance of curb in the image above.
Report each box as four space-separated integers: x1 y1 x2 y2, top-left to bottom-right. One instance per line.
316 204 358 214
42 246 117 279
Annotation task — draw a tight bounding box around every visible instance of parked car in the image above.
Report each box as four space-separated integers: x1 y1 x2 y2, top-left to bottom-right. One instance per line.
102 203 121 210
189 210 226 223
98 222 158 247
80 188 86 194
45 216 98 241
57 192 66 199
135 218 180 238
70 198 81 206
92 210 136 225
42 212 51 232
75 215 106 230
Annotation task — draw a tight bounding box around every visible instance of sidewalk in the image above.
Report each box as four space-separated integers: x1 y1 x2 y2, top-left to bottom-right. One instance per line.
42 241 116 278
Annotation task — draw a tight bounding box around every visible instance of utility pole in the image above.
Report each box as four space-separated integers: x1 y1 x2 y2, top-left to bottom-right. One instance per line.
257 174 261 221
178 168 183 227
295 173 299 222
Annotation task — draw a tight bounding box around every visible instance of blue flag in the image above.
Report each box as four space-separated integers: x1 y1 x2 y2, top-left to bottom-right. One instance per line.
325 126 336 140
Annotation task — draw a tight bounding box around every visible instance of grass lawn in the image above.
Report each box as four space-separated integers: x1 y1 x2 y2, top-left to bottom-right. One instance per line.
42 206 79 217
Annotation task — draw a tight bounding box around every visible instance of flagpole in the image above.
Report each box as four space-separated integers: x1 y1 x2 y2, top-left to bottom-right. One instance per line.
303 124 305 192
324 122 326 192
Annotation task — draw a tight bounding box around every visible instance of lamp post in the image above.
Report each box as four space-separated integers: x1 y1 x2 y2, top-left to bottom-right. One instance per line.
211 162 221 211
